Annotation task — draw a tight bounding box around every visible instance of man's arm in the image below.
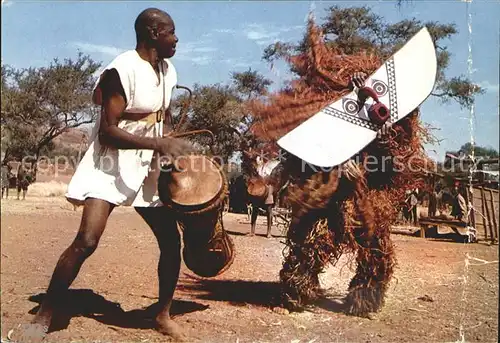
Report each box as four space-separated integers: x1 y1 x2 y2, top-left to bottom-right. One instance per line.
97 69 194 159
97 69 159 151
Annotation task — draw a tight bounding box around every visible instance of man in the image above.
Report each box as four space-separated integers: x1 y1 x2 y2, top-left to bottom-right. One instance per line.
248 157 278 238
15 8 193 342
451 183 468 223
428 183 441 218
1 161 11 199
404 188 419 225
16 161 31 200
249 183 275 238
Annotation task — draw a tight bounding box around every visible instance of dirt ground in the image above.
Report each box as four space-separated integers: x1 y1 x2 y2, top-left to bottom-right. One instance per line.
1 196 498 343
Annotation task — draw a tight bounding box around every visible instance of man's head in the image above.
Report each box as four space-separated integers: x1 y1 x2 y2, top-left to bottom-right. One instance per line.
135 8 178 58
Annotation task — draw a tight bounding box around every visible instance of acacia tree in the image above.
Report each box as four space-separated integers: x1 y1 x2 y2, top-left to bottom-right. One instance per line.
230 68 273 142
231 68 272 100
455 143 499 158
172 69 272 163
263 6 482 108
1 53 101 166
172 83 245 163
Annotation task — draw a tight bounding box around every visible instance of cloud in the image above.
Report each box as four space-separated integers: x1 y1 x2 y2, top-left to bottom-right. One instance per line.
214 28 236 34
242 23 303 46
71 42 125 57
478 80 499 94
212 23 303 46
247 30 272 41
220 59 256 69
187 56 212 66
280 25 304 33
179 41 218 54
174 40 218 65
187 46 218 54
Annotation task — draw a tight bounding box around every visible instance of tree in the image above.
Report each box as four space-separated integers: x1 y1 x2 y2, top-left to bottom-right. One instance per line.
456 142 499 159
172 70 272 164
1 53 101 166
230 69 273 141
262 6 482 109
173 83 245 163
231 68 272 100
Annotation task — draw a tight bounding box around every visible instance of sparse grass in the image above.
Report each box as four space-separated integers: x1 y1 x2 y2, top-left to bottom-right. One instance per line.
28 181 68 197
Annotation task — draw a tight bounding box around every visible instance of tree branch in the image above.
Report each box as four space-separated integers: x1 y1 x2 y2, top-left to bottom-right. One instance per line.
430 91 452 98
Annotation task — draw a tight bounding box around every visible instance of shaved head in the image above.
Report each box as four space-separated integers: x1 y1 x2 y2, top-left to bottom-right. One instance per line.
134 8 173 43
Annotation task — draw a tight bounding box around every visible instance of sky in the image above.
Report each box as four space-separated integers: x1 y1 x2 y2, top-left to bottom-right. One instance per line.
1 0 499 162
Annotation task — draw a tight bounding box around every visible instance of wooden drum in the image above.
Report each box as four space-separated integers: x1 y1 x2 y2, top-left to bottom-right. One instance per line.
158 155 234 277
247 176 269 202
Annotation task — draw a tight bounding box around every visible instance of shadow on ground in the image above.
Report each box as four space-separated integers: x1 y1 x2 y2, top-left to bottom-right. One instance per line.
177 274 348 314
28 289 209 333
177 275 282 308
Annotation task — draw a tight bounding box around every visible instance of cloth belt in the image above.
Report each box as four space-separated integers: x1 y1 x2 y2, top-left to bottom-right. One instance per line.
121 110 163 124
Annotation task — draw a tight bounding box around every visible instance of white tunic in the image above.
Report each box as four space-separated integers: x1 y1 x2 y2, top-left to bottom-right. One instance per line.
66 50 177 207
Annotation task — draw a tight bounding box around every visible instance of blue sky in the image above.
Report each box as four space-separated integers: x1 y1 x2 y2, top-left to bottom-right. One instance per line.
2 0 499 161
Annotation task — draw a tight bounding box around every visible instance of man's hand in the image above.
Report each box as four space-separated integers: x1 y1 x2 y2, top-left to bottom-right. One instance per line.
349 72 368 89
376 122 393 140
156 136 195 160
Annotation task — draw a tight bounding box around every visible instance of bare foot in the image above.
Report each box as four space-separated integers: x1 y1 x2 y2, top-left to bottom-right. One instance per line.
9 323 49 343
156 315 187 342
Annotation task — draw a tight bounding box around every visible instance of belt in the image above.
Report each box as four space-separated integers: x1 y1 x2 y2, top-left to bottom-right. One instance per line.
121 110 163 124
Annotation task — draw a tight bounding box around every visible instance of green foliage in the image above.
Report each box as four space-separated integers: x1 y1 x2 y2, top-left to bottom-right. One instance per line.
262 6 483 109
231 68 272 100
173 70 272 163
173 83 245 163
458 142 499 158
1 53 101 163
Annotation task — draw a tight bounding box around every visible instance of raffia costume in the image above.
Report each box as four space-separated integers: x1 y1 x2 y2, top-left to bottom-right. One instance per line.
247 19 433 316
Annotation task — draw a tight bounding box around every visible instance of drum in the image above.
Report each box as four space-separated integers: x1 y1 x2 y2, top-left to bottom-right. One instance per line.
158 155 234 277
247 176 268 202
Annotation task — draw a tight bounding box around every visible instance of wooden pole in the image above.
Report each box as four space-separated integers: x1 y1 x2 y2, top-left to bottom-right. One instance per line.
481 188 494 243
487 189 498 241
464 187 470 223
480 187 489 240
419 217 468 226
469 187 476 231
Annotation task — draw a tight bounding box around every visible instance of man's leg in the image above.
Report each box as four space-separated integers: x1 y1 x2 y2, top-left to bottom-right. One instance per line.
250 203 258 236
17 185 21 200
14 198 114 343
135 206 186 341
266 204 273 238
247 203 252 222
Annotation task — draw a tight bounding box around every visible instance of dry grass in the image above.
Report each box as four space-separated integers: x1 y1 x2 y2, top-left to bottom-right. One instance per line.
28 181 68 197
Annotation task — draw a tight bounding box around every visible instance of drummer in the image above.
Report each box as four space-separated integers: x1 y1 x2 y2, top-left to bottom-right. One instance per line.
14 8 193 343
